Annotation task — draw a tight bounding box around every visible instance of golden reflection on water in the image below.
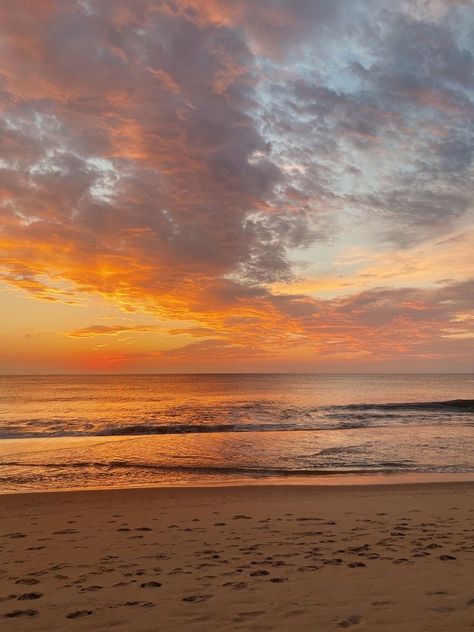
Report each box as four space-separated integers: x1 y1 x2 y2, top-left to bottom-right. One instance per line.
1 423 473 493
1 375 473 492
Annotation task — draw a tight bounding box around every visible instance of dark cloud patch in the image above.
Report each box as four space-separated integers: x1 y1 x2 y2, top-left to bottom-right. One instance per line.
350 9 473 241
262 1 473 246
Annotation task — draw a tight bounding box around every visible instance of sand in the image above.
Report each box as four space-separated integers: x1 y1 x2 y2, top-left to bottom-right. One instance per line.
0 482 473 631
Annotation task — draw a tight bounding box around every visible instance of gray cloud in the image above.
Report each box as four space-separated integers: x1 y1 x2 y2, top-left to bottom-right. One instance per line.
261 1 473 246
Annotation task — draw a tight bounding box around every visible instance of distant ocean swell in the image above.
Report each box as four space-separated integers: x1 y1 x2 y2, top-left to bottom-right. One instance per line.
0 399 473 439
342 400 474 411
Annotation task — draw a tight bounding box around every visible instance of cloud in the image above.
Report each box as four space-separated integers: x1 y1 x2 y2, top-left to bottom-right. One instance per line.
66 324 163 338
0 0 307 299
69 277 474 371
0 0 472 371
263 2 473 245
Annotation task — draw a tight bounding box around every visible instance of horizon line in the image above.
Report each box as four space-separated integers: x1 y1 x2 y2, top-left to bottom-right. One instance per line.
1 371 473 377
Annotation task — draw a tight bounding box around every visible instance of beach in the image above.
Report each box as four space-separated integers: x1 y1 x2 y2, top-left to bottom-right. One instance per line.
1 482 473 631
2 0 474 627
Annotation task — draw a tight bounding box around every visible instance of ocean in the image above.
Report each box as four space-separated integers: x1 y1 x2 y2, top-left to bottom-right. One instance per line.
0 374 473 493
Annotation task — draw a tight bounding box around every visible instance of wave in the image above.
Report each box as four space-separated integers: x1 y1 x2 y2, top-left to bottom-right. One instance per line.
0 420 428 439
0 459 422 476
1 459 472 481
100 422 238 436
0 399 472 439
332 399 474 412
0 422 291 439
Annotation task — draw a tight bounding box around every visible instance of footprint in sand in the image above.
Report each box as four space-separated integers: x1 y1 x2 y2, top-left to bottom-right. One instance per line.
3 533 26 539
26 546 45 551
79 585 103 592
431 605 455 613
337 615 361 628
66 610 93 619
182 595 212 603
4 609 39 618
18 592 43 600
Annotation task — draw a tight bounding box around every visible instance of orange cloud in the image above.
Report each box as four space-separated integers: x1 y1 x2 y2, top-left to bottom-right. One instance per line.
66 324 163 338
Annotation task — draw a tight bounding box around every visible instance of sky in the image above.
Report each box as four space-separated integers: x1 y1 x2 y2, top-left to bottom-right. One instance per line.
0 0 473 374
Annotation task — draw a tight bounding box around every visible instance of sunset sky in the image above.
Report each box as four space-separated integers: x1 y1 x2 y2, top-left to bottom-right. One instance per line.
0 0 473 374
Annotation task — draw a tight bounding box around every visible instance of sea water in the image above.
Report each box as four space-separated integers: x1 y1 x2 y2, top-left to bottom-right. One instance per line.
0 374 473 492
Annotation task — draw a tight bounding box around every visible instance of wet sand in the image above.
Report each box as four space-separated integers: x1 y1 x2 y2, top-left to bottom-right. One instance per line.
0 482 473 631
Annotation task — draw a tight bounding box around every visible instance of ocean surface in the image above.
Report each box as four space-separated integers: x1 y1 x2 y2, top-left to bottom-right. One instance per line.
0 374 473 493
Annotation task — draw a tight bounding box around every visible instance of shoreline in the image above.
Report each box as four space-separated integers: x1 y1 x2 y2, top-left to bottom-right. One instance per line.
1 470 474 497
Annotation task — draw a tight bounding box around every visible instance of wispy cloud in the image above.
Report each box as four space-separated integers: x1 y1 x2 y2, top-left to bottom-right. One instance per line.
66 324 162 338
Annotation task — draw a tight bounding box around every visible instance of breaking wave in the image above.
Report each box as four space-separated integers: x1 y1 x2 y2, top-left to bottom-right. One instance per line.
0 399 473 439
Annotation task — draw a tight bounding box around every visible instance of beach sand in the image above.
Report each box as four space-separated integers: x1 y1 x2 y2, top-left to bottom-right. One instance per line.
0 483 473 631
